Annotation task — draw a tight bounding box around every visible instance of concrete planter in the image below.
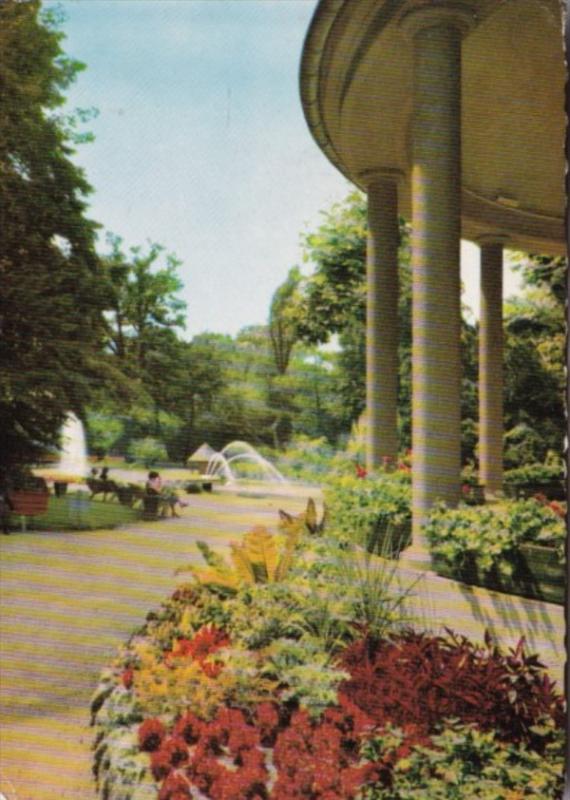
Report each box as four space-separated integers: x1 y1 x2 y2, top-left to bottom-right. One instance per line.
432 545 564 605
366 518 412 558
503 482 565 501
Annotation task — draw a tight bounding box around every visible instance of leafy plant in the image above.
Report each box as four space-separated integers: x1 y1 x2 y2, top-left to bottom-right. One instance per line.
504 462 564 485
324 474 411 555
177 524 300 596
263 637 350 717
339 629 565 749
425 499 566 577
358 720 566 799
278 497 327 536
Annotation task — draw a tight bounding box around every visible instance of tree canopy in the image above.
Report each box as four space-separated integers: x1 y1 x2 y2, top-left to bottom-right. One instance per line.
0 1 108 470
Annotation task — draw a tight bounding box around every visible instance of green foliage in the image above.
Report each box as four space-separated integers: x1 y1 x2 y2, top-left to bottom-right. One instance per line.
503 254 565 464
225 583 308 649
269 266 302 376
263 637 350 718
127 437 167 468
0 0 110 470
504 461 564 485
358 721 566 799
86 412 125 458
425 499 566 576
324 473 412 554
334 545 418 643
270 435 338 483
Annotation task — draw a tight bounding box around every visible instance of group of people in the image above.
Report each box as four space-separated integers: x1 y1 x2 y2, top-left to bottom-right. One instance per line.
90 466 110 481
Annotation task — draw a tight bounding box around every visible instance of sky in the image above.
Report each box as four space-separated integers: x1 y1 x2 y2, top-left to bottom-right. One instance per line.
54 0 522 339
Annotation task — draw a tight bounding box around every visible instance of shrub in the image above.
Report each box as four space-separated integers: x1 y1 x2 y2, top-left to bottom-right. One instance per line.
128 437 168 467
504 462 564 485
425 499 566 577
358 721 566 799
339 629 565 750
324 474 411 555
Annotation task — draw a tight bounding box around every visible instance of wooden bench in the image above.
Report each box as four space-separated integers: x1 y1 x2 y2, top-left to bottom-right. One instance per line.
8 490 50 532
184 475 222 493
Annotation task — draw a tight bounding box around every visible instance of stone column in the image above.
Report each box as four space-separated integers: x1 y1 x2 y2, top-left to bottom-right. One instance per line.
478 236 506 495
361 169 402 473
400 4 476 562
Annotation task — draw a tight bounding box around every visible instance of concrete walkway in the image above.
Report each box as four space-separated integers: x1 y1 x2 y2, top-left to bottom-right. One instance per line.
0 489 316 800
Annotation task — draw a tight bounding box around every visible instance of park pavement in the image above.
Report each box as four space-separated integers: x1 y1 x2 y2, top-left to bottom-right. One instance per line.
0 488 318 800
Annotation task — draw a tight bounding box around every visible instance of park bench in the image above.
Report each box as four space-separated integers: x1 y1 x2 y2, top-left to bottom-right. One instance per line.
86 477 119 501
184 475 222 493
7 489 50 532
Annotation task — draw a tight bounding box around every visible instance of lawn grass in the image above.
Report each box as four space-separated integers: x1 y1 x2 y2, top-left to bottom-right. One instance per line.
15 493 140 532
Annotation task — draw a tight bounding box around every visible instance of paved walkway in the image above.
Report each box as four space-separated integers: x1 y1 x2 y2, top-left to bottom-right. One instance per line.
0 489 317 800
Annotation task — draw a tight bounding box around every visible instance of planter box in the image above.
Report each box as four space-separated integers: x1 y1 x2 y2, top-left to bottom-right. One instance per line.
432 545 564 605
503 482 566 501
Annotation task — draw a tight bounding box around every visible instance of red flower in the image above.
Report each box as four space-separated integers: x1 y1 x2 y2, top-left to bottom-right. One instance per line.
548 501 565 518
186 625 230 660
158 772 192 800
121 668 134 689
168 626 230 675
173 710 203 745
161 736 189 767
355 464 367 479
201 659 224 679
255 702 280 746
150 749 172 781
138 718 167 752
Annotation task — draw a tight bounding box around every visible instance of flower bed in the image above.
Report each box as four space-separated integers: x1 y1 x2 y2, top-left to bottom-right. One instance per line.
91 509 566 799
425 498 566 604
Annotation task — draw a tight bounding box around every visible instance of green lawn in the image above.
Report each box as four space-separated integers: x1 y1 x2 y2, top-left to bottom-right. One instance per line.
15 493 140 532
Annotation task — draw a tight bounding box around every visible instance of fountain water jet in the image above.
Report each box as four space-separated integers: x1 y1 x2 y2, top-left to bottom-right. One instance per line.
56 412 89 478
206 441 285 484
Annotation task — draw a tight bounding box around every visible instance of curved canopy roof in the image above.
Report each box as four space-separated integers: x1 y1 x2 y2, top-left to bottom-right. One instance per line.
300 0 565 255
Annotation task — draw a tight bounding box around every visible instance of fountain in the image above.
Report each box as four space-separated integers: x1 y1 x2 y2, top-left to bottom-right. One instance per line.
56 412 89 478
206 441 286 485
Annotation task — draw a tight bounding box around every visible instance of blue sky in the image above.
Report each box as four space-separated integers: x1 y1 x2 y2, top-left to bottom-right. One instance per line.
55 0 520 339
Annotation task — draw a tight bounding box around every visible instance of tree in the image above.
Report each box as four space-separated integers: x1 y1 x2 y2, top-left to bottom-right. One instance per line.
269 267 302 376
0 1 109 471
502 254 565 464
291 191 480 456
102 234 186 373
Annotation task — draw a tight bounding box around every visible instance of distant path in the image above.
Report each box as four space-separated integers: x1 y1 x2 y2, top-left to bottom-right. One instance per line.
0 488 320 800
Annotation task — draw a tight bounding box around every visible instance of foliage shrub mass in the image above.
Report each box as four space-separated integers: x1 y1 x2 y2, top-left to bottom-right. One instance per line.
425 498 566 577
